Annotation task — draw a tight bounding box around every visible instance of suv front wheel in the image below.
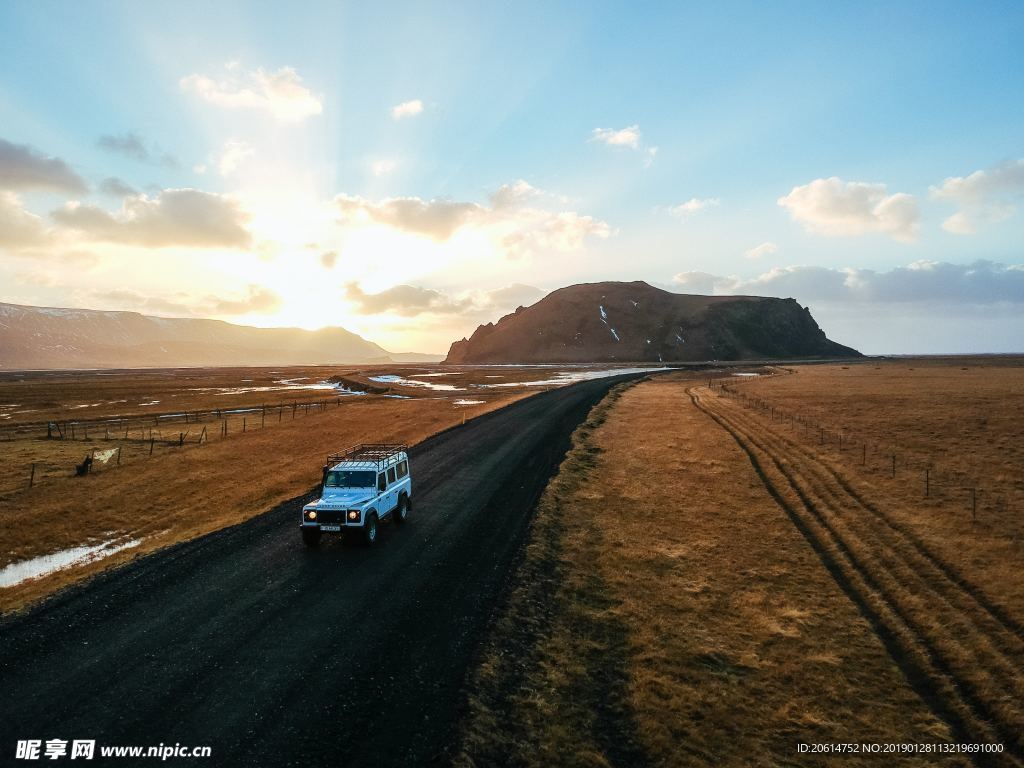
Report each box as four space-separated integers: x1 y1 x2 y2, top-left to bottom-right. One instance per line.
362 513 379 545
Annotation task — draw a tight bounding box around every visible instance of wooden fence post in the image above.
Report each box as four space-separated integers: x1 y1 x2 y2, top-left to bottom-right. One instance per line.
29 463 36 488
925 469 930 497
891 454 896 478
117 447 122 465
149 437 155 456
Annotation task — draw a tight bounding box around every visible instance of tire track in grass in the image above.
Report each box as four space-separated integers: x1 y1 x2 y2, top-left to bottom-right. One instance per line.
706 389 1024 726
688 386 1023 767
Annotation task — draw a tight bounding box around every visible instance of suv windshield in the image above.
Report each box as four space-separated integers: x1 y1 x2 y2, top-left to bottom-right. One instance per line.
324 469 376 488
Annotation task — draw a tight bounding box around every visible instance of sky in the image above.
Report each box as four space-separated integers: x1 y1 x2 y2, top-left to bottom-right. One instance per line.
0 0 1022 354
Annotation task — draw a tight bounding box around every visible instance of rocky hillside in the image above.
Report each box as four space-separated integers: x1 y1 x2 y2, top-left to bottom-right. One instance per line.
0 303 425 369
445 281 859 363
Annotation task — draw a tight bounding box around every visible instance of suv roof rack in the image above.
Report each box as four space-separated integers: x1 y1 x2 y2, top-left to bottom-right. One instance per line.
327 443 408 470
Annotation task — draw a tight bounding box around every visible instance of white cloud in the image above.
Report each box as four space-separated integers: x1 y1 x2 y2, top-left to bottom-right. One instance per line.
97 133 177 167
777 177 919 242
391 99 424 120
208 284 281 314
92 284 281 317
930 159 1024 234
591 125 642 149
98 177 137 197
180 64 323 122
501 211 612 259
0 191 48 248
336 195 482 240
52 188 252 248
490 179 542 209
669 197 720 219
0 138 88 194
371 158 397 176
346 283 471 316
335 181 612 258
217 139 255 176
744 241 777 260
672 260 1024 304
345 281 545 317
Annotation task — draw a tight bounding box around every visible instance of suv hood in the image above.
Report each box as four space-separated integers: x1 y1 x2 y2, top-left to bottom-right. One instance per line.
314 488 374 507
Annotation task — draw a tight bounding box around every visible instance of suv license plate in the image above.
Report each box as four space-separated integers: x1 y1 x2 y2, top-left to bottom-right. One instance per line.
321 525 341 532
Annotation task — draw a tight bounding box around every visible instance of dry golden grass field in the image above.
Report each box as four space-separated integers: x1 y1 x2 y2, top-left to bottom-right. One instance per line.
456 361 1024 767
4 364 664 613
728 359 1024 621
0 365 557 494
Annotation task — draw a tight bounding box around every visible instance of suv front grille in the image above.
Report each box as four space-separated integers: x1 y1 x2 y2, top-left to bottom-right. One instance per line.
316 509 348 525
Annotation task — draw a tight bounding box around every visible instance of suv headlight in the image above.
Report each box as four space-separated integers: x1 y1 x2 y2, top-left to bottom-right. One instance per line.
306 510 317 520
348 510 359 521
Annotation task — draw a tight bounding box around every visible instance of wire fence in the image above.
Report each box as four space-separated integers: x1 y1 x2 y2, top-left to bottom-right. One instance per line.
3 397 351 496
705 374 1022 539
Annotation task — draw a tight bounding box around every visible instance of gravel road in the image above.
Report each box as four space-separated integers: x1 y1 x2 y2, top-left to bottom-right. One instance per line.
0 373 645 766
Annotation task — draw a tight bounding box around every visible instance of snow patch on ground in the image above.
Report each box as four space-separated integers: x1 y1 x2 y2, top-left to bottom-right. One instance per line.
610 328 620 341
369 375 463 391
0 539 141 588
480 366 666 388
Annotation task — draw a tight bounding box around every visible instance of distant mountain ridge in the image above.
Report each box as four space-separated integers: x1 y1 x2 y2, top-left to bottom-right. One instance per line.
445 281 860 363
0 302 441 369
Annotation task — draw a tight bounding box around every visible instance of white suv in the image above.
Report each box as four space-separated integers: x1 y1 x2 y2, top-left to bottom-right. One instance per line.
301 444 412 547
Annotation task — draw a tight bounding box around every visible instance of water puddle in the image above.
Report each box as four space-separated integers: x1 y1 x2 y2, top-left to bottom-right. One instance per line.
479 366 668 388
368 375 464 392
0 539 142 588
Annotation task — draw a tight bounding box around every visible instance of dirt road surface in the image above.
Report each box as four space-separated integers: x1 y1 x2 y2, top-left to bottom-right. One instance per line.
0 373 648 766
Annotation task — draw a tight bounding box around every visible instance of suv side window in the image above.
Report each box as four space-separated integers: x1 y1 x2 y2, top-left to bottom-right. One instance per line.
387 467 397 484
397 460 408 478
377 473 387 492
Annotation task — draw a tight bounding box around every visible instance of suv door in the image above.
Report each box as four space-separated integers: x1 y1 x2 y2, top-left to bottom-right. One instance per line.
377 471 397 515
385 466 399 512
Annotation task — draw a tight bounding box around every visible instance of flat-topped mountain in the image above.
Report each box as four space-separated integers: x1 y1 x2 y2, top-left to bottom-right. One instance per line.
444 281 860 364
0 303 437 369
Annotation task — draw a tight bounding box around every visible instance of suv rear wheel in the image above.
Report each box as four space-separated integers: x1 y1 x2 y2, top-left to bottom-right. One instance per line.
394 494 410 525
362 513 379 545
302 527 321 548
